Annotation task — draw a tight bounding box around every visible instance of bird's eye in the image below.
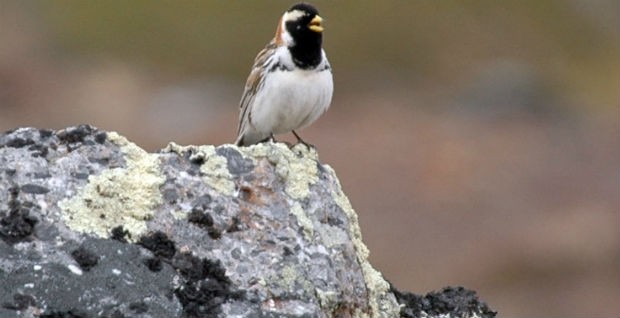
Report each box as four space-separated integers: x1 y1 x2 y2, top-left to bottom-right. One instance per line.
297 25 301 30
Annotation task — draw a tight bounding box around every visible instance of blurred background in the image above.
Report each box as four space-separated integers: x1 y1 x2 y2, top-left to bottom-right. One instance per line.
1 1 618 316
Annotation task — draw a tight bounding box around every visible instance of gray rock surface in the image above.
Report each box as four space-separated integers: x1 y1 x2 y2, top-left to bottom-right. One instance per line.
0 125 496 318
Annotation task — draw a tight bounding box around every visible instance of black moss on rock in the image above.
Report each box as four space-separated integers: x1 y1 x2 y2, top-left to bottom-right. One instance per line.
188 210 221 239
4 137 35 148
188 209 214 227
138 231 176 259
57 125 97 145
28 143 49 157
110 226 130 243
40 308 89 318
172 251 244 317
134 234 244 316
70 246 100 271
0 187 38 244
187 148 205 165
143 257 163 272
94 132 107 144
391 285 497 318
188 194 223 239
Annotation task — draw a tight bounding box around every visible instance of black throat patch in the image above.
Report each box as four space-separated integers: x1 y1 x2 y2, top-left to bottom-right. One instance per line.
285 19 323 69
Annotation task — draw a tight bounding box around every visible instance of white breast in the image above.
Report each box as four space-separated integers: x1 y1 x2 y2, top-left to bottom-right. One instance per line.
249 51 333 137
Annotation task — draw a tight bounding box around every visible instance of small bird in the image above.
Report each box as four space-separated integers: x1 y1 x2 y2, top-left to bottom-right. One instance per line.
235 3 333 147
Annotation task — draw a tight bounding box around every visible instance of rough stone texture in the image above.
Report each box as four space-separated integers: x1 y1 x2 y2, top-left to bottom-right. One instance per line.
0 126 496 318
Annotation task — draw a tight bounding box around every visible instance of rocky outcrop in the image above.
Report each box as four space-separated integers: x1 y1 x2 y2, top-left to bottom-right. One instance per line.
0 125 495 318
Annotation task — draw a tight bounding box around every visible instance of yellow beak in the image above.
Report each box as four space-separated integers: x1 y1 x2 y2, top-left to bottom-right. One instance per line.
308 15 324 33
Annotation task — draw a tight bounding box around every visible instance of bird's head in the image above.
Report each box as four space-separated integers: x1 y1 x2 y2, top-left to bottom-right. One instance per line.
277 3 324 47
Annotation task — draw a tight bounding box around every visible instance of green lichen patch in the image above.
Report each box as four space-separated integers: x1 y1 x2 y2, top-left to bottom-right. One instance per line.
274 264 313 296
316 223 349 249
59 132 164 241
164 143 236 196
290 202 314 240
237 143 319 200
197 146 236 196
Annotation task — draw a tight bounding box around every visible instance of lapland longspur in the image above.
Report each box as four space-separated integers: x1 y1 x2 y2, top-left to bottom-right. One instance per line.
235 3 333 147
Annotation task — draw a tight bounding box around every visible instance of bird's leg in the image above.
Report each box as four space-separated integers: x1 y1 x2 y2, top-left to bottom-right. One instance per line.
292 130 314 149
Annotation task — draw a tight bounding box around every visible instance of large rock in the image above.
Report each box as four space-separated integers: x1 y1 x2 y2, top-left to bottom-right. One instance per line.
0 125 495 318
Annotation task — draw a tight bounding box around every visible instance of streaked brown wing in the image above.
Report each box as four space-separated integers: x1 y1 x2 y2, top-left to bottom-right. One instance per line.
237 41 278 137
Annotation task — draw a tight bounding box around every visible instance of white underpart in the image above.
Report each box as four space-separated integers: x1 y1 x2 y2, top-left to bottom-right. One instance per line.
249 47 333 141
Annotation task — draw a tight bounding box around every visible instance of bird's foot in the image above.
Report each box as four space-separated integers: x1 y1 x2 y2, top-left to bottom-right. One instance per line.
291 130 314 150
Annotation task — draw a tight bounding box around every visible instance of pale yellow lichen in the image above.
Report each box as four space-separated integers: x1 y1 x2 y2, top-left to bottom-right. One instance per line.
278 264 314 295
290 201 314 240
237 142 319 200
162 141 187 155
164 142 236 196
280 265 299 289
196 146 236 196
59 132 164 241
323 164 400 318
315 288 340 311
316 223 349 249
170 209 187 220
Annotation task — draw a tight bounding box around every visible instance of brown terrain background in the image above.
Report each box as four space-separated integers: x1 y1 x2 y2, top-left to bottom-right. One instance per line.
1 1 618 317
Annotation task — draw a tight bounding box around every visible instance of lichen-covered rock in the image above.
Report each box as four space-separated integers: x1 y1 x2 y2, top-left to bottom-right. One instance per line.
0 126 495 318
